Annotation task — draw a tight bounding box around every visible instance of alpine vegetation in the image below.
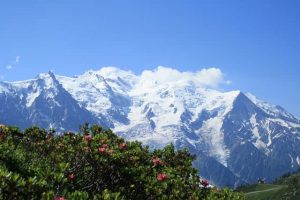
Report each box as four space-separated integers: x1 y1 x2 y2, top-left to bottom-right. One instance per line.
0 124 245 199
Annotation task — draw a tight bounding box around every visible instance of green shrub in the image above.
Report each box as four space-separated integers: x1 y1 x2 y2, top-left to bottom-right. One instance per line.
0 124 244 199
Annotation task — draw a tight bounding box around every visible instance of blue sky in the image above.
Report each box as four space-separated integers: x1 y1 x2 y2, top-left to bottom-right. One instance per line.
1 0 300 117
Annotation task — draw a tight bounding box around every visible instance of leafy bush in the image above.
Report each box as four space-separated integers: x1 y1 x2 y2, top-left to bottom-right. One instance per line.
0 124 244 199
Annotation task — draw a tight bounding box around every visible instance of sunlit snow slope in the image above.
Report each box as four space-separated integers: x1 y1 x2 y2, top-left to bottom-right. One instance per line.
1 67 299 188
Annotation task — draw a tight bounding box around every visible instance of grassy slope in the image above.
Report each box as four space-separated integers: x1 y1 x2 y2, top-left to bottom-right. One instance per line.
237 171 300 200
244 184 287 200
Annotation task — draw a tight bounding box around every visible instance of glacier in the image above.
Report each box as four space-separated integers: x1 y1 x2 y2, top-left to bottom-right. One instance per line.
0 66 300 188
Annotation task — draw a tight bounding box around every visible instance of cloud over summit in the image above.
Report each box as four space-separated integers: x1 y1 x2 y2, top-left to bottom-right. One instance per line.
96 66 230 95
138 66 229 89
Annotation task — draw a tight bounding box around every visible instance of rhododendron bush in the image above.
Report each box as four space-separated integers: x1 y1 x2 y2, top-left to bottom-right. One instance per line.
0 124 244 199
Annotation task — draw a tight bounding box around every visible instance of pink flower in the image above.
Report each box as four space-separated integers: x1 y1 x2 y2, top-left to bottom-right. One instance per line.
68 173 75 181
84 134 92 142
157 173 168 181
98 147 106 154
102 143 108 148
201 179 209 187
119 143 127 150
54 196 65 200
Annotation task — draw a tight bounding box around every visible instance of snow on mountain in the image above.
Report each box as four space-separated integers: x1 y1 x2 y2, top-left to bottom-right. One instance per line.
245 92 299 123
0 71 102 131
57 72 113 116
56 68 133 127
0 67 299 188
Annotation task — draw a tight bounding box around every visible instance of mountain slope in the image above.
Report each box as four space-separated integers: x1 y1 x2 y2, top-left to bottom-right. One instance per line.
237 170 300 200
0 67 299 188
0 72 106 131
224 92 300 183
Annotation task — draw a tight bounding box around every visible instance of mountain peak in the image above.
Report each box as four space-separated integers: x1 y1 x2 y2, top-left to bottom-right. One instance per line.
37 70 56 80
1 68 300 188
245 92 299 122
35 71 61 89
96 66 135 77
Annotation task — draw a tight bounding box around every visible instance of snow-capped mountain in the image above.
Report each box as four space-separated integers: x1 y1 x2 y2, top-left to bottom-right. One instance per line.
0 72 107 131
1 67 299 188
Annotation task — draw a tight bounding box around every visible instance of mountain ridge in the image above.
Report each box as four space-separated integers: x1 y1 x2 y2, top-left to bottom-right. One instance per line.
1 67 299 188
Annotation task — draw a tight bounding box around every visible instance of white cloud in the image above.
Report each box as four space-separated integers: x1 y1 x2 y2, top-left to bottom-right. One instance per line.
15 56 20 63
138 66 229 89
121 66 231 96
4 55 20 70
6 65 12 70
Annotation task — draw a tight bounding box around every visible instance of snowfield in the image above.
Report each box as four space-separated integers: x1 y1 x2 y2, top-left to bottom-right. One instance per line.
1 66 300 187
